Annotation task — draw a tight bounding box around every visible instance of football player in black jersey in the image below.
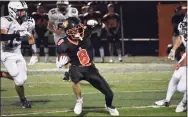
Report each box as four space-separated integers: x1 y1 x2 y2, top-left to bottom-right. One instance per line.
31 3 50 63
103 4 122 63
82 2 105 62
56 17 119 116
78 5 88 24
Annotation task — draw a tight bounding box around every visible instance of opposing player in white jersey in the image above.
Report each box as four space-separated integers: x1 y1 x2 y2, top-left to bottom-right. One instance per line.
47 0 78 81
0 1 35 108
47 0 78 44
155 10 187 113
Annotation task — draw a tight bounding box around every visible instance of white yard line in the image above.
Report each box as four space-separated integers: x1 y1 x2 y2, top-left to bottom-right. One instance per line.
1 90 164 99
23 79 166 84
1 105 176 116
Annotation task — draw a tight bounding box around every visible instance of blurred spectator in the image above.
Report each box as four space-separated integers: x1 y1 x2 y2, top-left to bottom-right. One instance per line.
171 5 185 44
79 5 88 24
32 3 50 63
103 3 122 63
167 5 185 61
82 2 105 62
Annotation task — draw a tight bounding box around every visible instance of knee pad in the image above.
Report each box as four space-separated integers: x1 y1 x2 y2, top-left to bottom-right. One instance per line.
14 78 26 86
177 84 186 93
14 72 27 86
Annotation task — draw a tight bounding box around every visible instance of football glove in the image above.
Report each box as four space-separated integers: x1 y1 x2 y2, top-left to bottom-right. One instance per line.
87 20 98 27
56 55 69 69
168 49 175 60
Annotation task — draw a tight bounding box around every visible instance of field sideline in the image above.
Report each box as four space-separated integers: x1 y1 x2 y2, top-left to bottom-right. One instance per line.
1 58 187 116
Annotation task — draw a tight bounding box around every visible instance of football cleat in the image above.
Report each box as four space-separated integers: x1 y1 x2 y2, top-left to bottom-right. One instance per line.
107 106 119 116
74 98 83 115
21 98 31 108
175 101 187 112
155 99 170 107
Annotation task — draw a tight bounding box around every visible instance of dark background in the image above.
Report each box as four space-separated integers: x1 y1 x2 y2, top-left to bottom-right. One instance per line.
1 1 187 56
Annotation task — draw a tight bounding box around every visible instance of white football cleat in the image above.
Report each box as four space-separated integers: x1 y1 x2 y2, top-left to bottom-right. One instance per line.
74 98 83 115
155 99 170 107
175 101 186 113
107 106 119 116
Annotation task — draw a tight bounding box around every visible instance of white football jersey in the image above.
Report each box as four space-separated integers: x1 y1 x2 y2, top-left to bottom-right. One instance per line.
178 21 187 52
48 6 78 41
0 16 35 52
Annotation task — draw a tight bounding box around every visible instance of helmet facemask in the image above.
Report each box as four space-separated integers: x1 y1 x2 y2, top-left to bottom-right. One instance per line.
66 24 86 42
16 8 28 21
57 4 68 13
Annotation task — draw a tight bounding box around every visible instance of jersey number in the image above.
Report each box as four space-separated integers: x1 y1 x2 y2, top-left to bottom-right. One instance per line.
51 9 56 14
77 49 90 66
72 9 76 14
179 22 187 41
4 17 13 22
27 17 33 23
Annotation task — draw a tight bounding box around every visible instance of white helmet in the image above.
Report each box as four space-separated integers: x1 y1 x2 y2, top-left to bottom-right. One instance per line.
56 0 69 13
8 1 28 19
56 0 69 5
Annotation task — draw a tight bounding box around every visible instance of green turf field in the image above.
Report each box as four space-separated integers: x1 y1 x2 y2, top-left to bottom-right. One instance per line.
0 63 186 116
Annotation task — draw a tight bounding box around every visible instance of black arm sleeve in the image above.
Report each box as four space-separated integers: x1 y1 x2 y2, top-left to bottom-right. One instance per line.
0 34 20 41
56 39 68 55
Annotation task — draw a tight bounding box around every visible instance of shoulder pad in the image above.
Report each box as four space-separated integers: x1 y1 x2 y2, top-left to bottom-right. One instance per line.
56 38 68 54
48 8 57 15
48 8 58 21
68 7 78 17
26 16 35 30
3 16 14 22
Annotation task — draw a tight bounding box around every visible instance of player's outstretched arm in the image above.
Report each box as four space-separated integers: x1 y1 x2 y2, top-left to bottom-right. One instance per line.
168 35 183 60
172 35 183 51
0 29 20 41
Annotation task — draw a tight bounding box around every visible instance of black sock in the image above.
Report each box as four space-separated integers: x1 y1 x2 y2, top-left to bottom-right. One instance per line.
15 85 25 101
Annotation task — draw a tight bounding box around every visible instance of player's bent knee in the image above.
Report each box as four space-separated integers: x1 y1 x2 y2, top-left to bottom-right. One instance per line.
177 85 186 93
14 79 26 86
9 70 19 78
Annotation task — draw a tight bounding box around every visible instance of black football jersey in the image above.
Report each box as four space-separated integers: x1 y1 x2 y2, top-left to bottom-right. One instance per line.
103 13 120 28
56 27 94 66
31 12 49 36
